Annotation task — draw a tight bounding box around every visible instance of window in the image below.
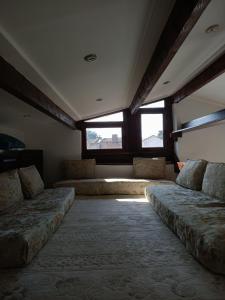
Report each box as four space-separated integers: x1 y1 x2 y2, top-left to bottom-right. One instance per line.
86 127 122 149
141 114 163 148
140 100 164 108
82 111 124 152
85 112 123 122
79 101 173 164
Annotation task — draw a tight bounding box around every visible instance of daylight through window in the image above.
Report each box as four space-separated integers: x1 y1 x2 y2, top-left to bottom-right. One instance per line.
141 114 163 148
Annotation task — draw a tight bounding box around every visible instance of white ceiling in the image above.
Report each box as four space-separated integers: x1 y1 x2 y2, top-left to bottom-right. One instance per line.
0 0 174 120
193 73 225 107
146 0 225 103
0 0 225 121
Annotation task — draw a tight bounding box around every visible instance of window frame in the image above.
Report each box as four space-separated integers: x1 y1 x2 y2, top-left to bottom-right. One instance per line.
78 100 174 164
138 107 165 151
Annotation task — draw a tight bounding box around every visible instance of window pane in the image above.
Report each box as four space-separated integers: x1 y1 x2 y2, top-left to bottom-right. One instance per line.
141 114 163 148
140 100 164 108
85 112 123 122
86 128 122 149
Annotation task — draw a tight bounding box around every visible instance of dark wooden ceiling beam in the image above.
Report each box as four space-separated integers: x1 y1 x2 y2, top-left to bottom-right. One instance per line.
173 52 225 103
129 0 211 114
172 108 225 138
0 56 76 129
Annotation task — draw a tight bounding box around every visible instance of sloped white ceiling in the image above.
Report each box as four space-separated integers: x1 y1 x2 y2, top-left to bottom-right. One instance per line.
0 0 174 120
193 73 225 107
1 0 225 121
146 0 225 104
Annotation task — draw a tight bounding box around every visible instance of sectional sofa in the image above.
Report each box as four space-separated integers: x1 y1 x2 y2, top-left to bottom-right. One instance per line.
145 159 225 275
0 166 74 268
54 157 175 194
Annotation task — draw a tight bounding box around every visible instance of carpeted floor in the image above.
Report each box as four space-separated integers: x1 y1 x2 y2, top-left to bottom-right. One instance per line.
1 195 225 300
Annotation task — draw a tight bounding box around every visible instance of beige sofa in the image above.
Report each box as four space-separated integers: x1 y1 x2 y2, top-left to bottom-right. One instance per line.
54 158 175 195
145 160 225 275
54 178 173 195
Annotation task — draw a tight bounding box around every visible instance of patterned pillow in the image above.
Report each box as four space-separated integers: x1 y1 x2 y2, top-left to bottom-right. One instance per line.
19 165 44 198
133 157 166 179
0 169 23 212
202 162 225 200
63 159 96 179
176 159 207 190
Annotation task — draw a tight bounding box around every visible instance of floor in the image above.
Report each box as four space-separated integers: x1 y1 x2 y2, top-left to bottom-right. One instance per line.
1 195 225 300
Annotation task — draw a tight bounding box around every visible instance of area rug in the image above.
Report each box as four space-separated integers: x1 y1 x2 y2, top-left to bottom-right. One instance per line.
1 196 225 300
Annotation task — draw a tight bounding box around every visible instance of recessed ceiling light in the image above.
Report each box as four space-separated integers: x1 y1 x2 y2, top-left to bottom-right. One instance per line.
84 54 97 62
205 24 220 34
163 81 170 85
23 114 31 118
96 98 103 102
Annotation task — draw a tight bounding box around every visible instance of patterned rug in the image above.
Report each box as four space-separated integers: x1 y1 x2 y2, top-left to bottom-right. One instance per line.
1 195 225 300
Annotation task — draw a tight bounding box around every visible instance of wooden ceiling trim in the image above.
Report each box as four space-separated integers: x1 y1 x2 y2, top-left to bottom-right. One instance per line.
129 0 211 114
0 56 76 129
173 52 225 103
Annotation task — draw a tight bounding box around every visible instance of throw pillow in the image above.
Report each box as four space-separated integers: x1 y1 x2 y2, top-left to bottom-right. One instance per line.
176 159 207 190
0 169 23 212
19 165 44 198
202 162 225 200
133 157 166 179
63 159 96 179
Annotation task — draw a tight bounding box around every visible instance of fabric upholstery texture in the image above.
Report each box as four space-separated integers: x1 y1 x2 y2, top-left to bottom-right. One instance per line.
202 162 225 200
19 165 44 198
63 159 96 179
176 159 207 190
0 169 23 213
133 157 166 179
0 187 75 268
54 178 174 195
145 184 225 275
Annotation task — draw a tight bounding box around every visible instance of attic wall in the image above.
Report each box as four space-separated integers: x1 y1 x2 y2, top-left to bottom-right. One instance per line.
0 91 81 185
173 96 225 163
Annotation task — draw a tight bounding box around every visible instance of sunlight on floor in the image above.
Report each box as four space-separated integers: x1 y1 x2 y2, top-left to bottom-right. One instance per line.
116 197 148 202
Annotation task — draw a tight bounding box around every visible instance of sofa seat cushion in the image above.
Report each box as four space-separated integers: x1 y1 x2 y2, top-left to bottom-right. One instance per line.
0 169 23 212
133 157 166 179
63 159 96 179
0 187 75 268
54 178 174 195
176 159 207 190
202 162 225 200
19 165 44 198
145 184 225 275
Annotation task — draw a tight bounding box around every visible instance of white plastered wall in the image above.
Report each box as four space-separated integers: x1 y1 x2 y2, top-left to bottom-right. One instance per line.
173 96 225 163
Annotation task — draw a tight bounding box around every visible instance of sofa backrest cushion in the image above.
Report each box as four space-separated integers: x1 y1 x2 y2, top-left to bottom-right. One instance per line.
133 157 166 179
63 159 96 179
202 162 225 200
19 165 44 199
176 159 207 190
0 169 23 212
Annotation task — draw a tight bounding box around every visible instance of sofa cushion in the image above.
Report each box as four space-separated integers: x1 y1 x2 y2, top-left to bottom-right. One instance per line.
202 162 225 200
54 178 174 195
0 187 75 267
19 165 44 199
133 157 166 179
176 159 207 190
145 184 225 275
63 159 96 179
0 169 23 212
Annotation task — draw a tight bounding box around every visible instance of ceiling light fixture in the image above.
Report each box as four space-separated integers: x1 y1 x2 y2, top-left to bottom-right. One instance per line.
163 81 170 85
96 98 103 102
84 54 97 62
205 24 220 34
23 114 31 118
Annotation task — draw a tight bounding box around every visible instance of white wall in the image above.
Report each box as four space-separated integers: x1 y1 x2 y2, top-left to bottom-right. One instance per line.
0 90 81 185
173 96 225 163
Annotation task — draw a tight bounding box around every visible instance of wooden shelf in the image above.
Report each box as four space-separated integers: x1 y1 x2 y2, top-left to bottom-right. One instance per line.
172 108 225 138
